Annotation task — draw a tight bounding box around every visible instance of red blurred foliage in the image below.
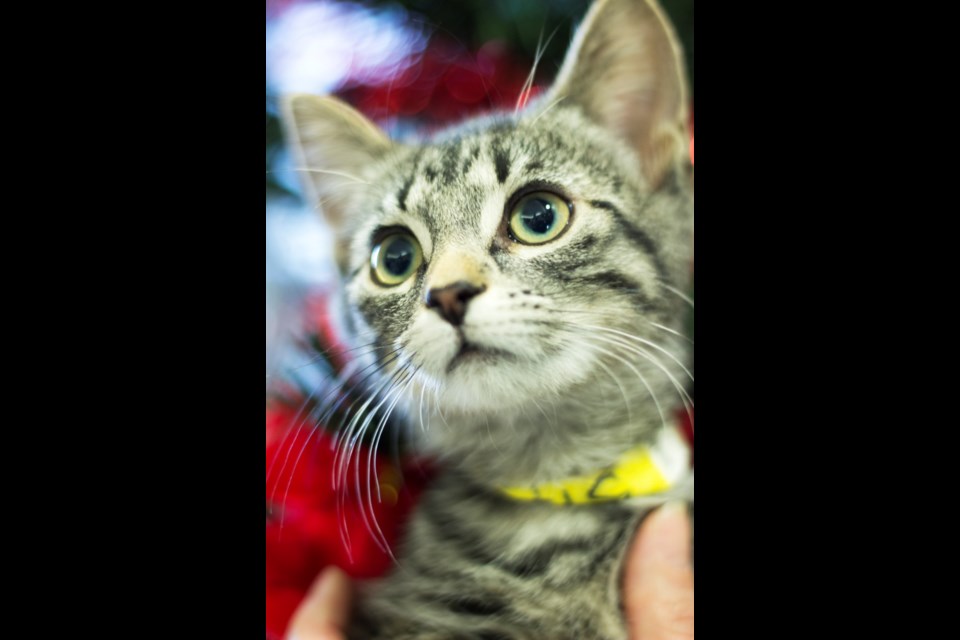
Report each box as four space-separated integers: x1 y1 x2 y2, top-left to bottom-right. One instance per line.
266 399 431 639
339 37 540 128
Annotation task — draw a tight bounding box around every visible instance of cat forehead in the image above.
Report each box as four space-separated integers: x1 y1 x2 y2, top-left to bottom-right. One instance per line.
372 107 640 239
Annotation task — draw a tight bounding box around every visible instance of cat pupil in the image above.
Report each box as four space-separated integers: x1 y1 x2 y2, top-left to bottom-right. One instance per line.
384 237 414 275
520 198 555 235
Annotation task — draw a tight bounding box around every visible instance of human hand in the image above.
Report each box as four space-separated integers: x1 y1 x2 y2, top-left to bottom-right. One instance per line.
285 502 694 640
285 565 352 640
622 501 695 640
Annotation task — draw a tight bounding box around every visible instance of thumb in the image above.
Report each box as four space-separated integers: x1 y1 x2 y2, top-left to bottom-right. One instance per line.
624 502 695 640
286 566 353 640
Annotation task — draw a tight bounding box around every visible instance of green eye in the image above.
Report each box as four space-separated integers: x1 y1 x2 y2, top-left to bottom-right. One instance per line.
371 232 423 286
508 191 572 245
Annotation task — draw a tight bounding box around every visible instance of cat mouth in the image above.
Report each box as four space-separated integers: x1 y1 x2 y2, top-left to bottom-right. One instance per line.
446 340 514 373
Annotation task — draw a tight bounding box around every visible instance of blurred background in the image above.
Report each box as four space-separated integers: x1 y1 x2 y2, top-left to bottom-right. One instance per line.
265 0 693 374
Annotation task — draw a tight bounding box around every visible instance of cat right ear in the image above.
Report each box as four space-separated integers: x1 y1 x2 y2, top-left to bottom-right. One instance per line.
281 94 393 231
541 0 689 189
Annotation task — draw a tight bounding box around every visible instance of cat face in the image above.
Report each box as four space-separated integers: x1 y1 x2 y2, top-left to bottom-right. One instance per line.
283 0 692 452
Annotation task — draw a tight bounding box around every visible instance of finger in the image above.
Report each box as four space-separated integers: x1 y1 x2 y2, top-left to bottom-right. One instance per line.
286 566 353 640
624 501 694 640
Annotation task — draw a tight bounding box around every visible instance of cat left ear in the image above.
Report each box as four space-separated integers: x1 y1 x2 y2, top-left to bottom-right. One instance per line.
281 94 393 231
540 0 689 189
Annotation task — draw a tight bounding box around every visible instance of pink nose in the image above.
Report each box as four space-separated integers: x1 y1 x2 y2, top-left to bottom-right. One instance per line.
425 282 485 326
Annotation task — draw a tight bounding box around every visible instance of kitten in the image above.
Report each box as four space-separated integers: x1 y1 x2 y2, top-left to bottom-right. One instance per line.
282 0 693 637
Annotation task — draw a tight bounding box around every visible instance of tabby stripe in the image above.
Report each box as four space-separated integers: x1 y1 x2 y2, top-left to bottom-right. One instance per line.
571 233 599 252
437 595 507 616
406 555 465 581
359 293 416 338
422 508 498 565
461 140 481 176
496 538 596 578
397 148 425 210
585 520 633 579
441 143 462 184
589 200 668 284
523 233 601 273
493 144 510 184
396 173 415 211
568 270 652 311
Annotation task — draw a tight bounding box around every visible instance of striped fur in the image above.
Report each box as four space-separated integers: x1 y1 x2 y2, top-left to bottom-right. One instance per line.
283 1 693 637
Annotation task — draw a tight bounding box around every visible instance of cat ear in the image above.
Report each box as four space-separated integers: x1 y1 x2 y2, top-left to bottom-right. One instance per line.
281 94 393 231
544 0 689 188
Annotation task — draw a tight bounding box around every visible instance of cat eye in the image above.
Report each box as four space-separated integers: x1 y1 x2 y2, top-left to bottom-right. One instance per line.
370 231 423 286
507 191 572 245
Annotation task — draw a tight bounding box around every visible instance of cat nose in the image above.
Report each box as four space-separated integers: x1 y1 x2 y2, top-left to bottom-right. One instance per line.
425 281 485 326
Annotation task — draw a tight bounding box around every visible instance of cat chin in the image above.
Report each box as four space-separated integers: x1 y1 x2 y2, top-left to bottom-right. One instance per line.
437 372 548 413
429 346 601 414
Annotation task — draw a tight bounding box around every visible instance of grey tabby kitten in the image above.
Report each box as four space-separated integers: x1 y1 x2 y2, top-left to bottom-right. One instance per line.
282 0 693 637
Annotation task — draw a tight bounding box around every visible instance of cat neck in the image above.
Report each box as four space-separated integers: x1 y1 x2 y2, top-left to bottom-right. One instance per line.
422 408 690 491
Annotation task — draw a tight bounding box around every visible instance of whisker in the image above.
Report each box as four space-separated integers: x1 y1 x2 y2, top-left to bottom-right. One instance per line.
537 305 694 344
594 358 633 422
368 364 415 504
346 364 413 555
528 95 566 125
321 349 405 442
661 282 694 308
286 338 390 374
648 321 694 345
580 338 668 435
514 23 561 114
331 351 404 488
575 323 694 383
575 328 694 422
365 365 419 559
333 368 398 557
267 378 329 502
418 370 430 434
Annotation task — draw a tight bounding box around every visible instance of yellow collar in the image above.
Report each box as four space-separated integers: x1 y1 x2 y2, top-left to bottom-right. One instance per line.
498 426 691 506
